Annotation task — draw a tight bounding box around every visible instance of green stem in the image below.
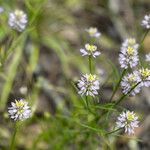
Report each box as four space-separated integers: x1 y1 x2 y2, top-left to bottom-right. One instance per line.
140 29 149 44
114 81 141 106
89 55 92 74
100 81 141 119
85 96 89 109
109 69 126 102
10 122 18 150
105 127 122 135
85 96 96 115
139 29 149 51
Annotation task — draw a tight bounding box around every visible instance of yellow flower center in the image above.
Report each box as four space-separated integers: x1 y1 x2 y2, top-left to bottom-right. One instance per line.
85 44 97 52
128 38 136 45
127 46 134 55
140 68 150 78
15 10 24 19
87 74 95 81
15 100 25 108
127 111 134 121
128 75 135 82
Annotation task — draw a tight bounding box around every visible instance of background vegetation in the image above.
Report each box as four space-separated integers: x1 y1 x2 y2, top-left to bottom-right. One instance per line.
0 0 149 149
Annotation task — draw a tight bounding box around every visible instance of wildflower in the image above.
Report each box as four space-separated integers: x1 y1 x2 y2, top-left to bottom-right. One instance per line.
116 111 139 135
19 86 28 95
8 9 27 32
77 74 100 97
137 68 150 87
119 38 139 69
145 53 150 62
121 71 141 96
80 43 101 58
86 27 101 38
141 14 150 29
8 99 31 121
0 6 4 13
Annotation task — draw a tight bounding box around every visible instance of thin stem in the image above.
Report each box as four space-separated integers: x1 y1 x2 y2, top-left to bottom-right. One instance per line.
85 95 96 115
100 81 141 119
105 127 122 135
140 29 149 44
70 81 87 107
109 69 126 102
139 29 149 51
10 122 18 150
85 96 89 109
114 82 141 106
89 55 92 74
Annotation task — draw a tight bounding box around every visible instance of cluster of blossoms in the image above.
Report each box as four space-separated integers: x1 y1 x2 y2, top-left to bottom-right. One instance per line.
116 111 139 135
116 15 150 134
8 9 27 32
8 99 31 121
78 27 101 97
121 68 150 96
121 71 141 96
119 38 139 69
78 74 100 97
138 68 150 87
80 44 101 58
118 32 150 96
141 14 150 29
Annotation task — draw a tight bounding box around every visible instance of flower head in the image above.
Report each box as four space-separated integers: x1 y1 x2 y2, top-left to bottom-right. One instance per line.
86 27 101 38
116 111 139 135
141 14 150 29
119 38 139 69
8 9 27 32
138 68 150 87
77 74 100 97
8 99 31 121
80 43 101 58
145 53 150 62
121 71 141 96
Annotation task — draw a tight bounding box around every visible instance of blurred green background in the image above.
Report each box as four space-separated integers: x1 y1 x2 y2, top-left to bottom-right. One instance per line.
0 0 150 149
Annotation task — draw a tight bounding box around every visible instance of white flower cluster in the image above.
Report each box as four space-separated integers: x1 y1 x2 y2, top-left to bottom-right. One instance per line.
138 68 150 87
121 71 141 96
116 111 139 135
77 74 100 97
86 27 101 38
146 53 150 62
141 14 150 29
119 38 139 69
8 99 31 121
80 44 101 58
8 9 27 32
121 68 150 96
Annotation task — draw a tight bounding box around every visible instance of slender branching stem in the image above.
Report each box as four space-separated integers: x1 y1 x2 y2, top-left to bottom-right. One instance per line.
114 81 141 106
109 69 127 102
140 29 149 44
89 55 92 74
85 95 89 109
105 127 122 135
100 81 141 119
139 29 149 52
10 121 19 150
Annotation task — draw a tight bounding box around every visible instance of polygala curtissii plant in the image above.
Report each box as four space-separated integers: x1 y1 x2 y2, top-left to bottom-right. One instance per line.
75 13 150 138
2 3 149 148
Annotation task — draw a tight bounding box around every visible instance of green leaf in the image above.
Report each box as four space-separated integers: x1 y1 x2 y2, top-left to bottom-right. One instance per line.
0 37 26 110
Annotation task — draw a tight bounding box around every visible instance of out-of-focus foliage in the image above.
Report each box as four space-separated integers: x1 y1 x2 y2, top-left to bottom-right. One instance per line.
0 0 150 149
